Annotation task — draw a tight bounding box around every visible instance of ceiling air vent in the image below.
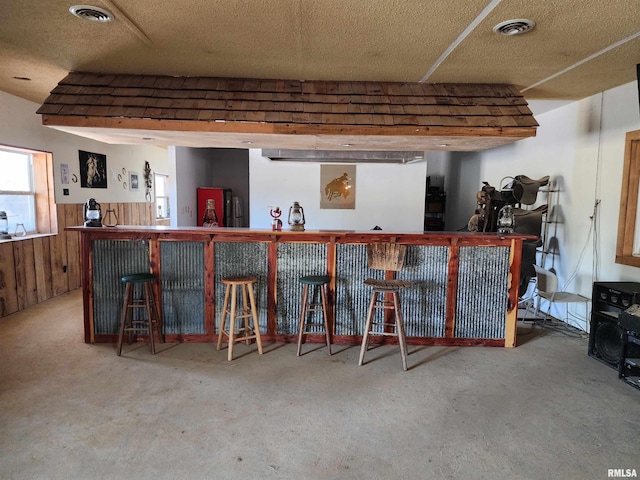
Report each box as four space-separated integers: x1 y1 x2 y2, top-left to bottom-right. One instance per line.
492 19 535 36
69 5 114 22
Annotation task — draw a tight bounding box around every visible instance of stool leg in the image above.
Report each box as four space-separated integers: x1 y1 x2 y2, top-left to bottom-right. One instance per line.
217 284 231 351
247 282 263 354
359 290 378 366
149 283 163 344
392 292 408 371
320 284 332 355
227 285 238 361
296 284 310 356
242 284 251 345
143 283 156 355
127 287 135 345
117 282 133 356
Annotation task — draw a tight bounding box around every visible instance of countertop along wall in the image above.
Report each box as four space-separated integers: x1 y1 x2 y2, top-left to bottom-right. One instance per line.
249 150 427 231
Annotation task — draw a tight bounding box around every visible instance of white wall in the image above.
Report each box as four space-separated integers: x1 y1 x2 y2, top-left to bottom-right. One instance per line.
455 81 640 330
249 150 427 231
0 90 169 206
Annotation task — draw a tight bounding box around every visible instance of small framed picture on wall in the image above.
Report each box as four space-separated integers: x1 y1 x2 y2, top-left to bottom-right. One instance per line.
130 172 139 191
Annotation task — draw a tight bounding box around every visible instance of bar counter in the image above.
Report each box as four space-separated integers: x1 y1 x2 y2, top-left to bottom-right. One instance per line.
66 225 530 348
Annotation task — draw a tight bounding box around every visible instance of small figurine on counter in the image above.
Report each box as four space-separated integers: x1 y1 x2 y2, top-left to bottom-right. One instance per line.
270 207 282 231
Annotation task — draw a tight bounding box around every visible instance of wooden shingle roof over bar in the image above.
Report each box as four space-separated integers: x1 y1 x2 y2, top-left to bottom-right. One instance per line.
37 72 538 151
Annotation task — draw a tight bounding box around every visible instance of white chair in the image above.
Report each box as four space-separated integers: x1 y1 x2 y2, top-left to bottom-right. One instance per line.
530 265 590 326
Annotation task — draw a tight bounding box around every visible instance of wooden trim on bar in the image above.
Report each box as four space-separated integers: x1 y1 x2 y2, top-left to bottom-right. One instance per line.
94 333 506 348
445 238 459 338
326 238 337 338
267 241 278 336
504 239 520 347
83 232 94 343
204 238 215 336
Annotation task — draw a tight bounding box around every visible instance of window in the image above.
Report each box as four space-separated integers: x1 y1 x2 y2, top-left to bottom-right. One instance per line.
154 173 169 219
0 147 36 234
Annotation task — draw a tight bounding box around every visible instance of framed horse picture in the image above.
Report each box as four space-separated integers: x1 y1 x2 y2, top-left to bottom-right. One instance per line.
320 164 356 209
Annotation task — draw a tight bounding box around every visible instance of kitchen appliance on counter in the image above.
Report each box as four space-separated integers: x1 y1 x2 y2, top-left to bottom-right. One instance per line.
0 211 10 239
197 187 232 227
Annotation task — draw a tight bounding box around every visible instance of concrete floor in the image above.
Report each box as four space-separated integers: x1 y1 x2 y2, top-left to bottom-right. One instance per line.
0 290 638 480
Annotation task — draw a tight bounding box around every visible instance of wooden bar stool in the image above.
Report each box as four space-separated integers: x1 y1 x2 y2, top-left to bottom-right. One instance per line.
117 273 163 356
296 275 332 356
217 275 263 361
359 243 411 371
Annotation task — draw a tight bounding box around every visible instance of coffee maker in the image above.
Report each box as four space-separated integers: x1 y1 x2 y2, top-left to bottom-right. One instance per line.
0 211 10 239
83 198 103 227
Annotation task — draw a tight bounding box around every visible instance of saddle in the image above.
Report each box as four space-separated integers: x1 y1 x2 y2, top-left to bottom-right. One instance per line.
511 175 550 205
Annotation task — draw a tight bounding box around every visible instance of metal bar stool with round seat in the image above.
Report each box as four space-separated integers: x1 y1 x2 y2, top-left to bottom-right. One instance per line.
117 273 163 356
217 275 263 361
359 243 411 371
296 275 332 356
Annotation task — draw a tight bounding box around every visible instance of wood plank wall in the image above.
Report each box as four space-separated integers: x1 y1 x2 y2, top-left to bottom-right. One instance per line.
0 202 156 318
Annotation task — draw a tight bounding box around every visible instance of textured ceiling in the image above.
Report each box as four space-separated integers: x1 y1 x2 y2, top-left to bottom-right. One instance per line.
0 0 638 149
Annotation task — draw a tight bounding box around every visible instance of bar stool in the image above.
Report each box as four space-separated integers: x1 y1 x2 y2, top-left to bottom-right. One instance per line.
359 243 411 371
217 275 263 361
117 273 163 356
296 275 332 356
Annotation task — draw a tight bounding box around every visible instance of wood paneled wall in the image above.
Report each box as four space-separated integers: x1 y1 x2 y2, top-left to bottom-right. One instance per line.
0 202 157 318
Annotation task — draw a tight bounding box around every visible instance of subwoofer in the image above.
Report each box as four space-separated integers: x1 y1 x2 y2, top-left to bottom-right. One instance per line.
589 282 640 369
589 312 625 368
589 311 640 369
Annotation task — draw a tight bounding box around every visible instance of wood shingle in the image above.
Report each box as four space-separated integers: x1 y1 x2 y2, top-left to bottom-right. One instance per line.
37 72 538 149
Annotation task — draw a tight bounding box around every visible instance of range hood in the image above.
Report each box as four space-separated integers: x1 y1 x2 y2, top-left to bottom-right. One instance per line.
261 149 426 164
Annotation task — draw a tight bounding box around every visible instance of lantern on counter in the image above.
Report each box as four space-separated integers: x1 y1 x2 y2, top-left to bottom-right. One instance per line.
497 205 515 235
83 198 103 227
288 201 305 231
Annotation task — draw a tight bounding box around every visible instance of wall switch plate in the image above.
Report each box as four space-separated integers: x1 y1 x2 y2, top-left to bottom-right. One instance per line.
63 188 69 195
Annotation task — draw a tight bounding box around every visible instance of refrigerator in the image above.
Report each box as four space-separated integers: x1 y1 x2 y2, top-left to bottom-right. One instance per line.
197 187 232 227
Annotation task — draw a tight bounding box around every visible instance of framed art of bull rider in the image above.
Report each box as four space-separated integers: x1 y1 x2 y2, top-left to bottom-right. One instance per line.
320 164 356 209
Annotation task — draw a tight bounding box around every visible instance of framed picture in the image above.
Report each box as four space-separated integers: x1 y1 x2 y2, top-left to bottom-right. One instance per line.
129 172 139 191
320 164 356 209
79 150 107 188
60 163 69 184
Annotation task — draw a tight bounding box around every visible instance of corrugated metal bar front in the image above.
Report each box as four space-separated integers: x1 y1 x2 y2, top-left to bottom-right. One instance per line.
455 246 510 339
92 239 150 335
397 245 449 337
214 242 268 333
160 241 206 335
276 242 327 335
335 244 383 336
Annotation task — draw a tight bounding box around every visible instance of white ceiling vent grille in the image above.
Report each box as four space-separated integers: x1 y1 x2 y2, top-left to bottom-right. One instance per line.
492 19 535 36
69 5 114 22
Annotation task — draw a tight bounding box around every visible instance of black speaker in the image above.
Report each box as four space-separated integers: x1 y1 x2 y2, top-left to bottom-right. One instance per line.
589 312 626 367
589 282 640 368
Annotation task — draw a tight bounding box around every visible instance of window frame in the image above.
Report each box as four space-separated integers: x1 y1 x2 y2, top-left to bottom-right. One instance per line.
616 129 640 267
154 172 169 220
0 144 55 237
